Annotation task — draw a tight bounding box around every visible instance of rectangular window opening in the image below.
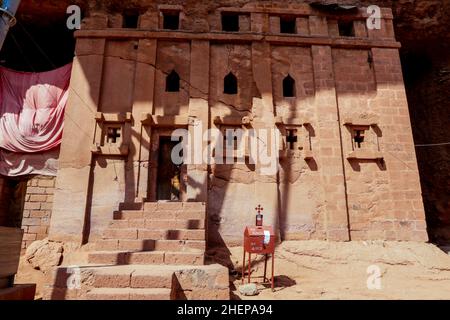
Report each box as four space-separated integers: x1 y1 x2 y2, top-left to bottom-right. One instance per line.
222 13 239 32
123 11 140 29
280 16 296 34
338 20 355 37
163 11 180 30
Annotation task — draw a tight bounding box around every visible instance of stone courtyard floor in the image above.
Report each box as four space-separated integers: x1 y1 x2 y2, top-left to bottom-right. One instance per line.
209 241 450 300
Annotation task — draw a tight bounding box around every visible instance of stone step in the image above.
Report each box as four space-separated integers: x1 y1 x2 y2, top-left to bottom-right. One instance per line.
113 210 205 220
119 202 144 211
95 239 205 252
86 287 172 300
102 228 205 241
87 251 204 266
154 240 205 251
143 202 206 212
109 219 205 230
92 265 174 289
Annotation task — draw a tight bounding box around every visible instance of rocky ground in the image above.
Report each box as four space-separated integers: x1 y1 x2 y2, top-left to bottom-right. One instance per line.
209 241 450 300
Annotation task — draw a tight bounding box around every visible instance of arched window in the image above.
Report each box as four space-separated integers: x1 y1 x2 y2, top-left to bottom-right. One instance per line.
223 72 238 95
283 74 296 98
166 70 180 92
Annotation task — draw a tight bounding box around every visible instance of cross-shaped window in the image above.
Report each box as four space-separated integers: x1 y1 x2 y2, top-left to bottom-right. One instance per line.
354 130 365 148
286 129 298 150
106 127 121 144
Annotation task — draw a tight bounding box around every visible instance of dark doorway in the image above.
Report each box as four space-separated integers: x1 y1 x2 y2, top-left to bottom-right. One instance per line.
0 178 27 228
156 137 182 201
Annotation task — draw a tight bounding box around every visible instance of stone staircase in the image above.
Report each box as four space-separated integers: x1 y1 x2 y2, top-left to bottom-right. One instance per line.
90 202 206 267
44 202 230 300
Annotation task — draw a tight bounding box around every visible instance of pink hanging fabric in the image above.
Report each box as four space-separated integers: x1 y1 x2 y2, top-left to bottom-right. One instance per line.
0 63 72 177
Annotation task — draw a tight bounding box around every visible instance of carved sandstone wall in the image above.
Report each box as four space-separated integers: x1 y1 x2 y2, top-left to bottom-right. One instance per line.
40 2 428 247
4 1 448 245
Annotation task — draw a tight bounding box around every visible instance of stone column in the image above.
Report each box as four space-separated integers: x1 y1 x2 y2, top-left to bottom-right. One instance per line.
131 39 157 201
307 13 350 240
311 44 350 241
186 40 210 202
251 40 280 239
371 47 428 242
48 15 107 243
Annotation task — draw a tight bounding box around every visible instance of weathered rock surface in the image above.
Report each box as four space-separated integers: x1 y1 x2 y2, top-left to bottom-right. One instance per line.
25 239 63 272
207 240 450 299
238 283 259 296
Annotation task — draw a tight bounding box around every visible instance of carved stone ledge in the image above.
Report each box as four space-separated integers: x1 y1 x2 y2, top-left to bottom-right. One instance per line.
213 115 253 126
91 144 129 156
343 114 379 127
75 30 401 50
347 150 384 160
141 114 189 127
275 116 312 126
303 149 315 160
95 112 132 123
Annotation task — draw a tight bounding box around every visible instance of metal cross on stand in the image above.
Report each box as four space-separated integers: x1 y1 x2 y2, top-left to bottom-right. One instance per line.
255 204 264 214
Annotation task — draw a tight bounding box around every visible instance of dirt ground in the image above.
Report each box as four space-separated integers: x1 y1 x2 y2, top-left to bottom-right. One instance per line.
16 240 450 300
208 241 450 300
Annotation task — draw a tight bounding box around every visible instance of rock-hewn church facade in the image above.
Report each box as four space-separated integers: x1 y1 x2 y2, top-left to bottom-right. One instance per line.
46 1 427 250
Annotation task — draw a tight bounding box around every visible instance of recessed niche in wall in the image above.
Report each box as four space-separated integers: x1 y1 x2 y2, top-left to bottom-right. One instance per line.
283 74 296 98
92 112 132 156
122 10 140 29
352 128 366 149
224 72 238 95
275 117 315 160
338 20 355 37
221 13 239 32
162 11 180 30
280 16 296 34
344 119 384 161
166 70 180 92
